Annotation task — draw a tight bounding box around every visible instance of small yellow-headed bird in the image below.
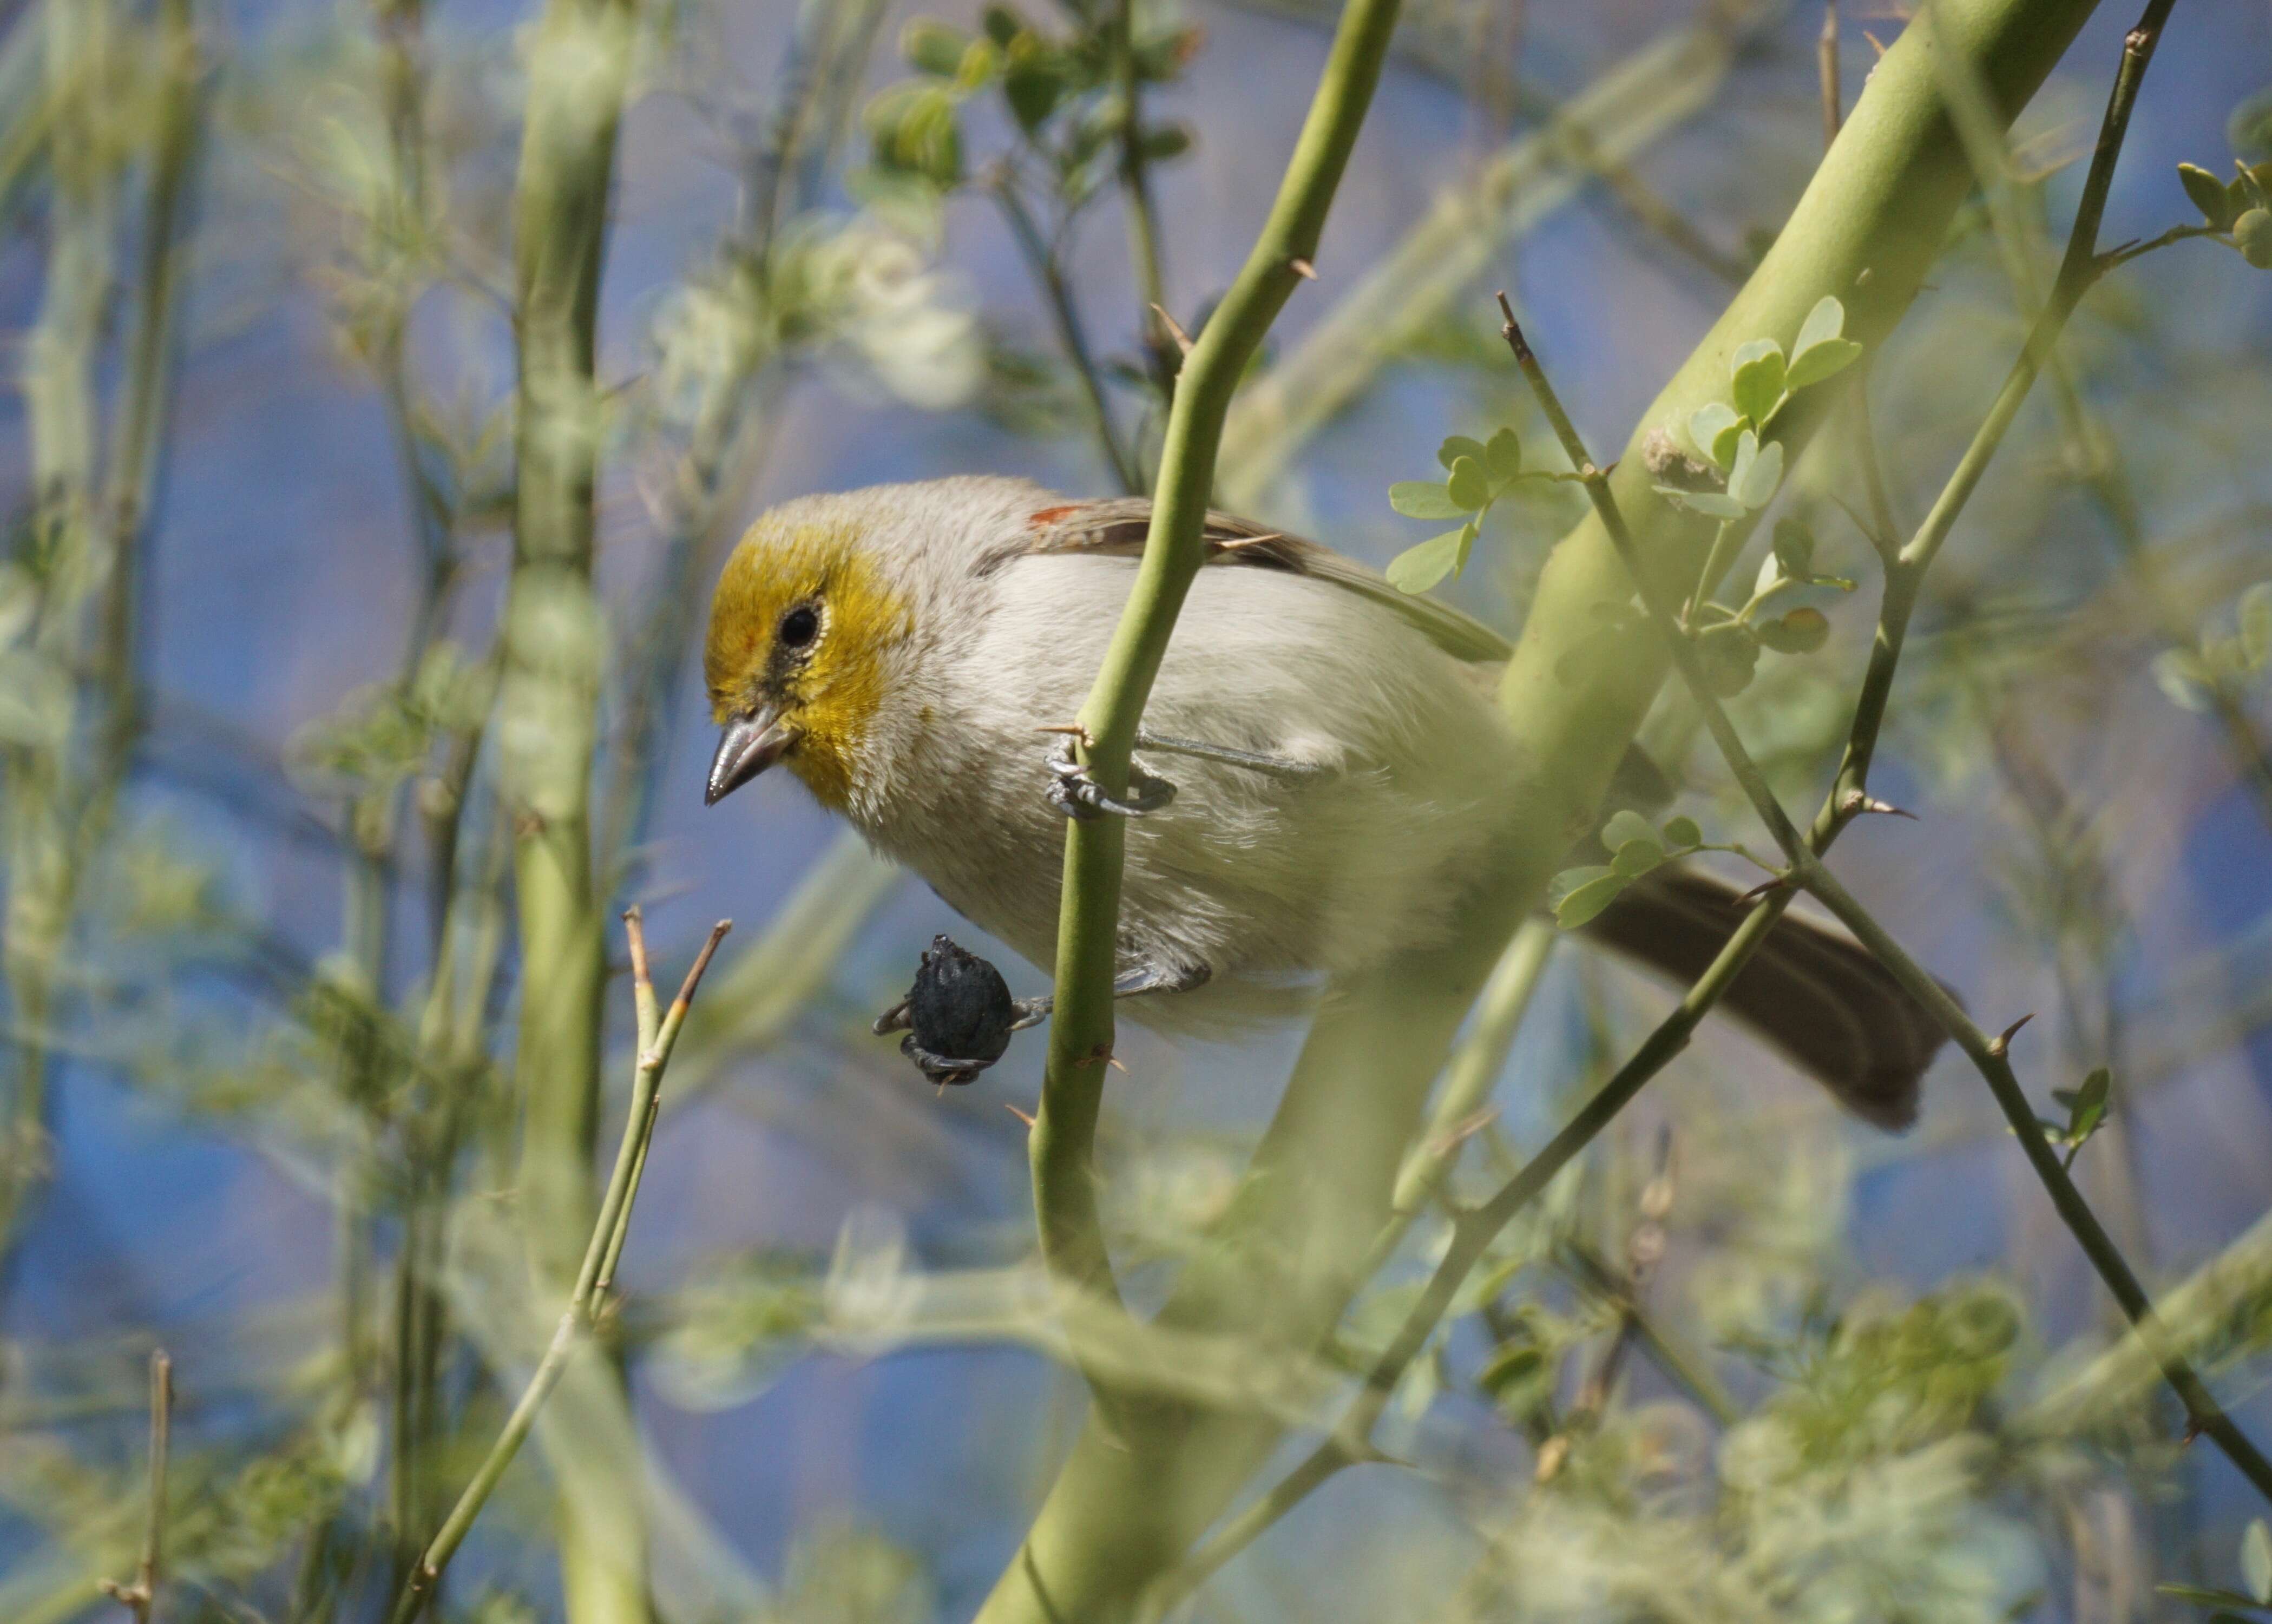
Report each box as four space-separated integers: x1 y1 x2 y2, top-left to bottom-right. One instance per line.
703 476 1941 1126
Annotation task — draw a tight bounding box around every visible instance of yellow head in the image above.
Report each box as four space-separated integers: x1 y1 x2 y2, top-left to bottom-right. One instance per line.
702 511 911 812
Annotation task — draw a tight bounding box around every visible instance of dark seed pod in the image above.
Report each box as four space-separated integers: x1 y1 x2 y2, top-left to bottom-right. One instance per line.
899 936 1018 1086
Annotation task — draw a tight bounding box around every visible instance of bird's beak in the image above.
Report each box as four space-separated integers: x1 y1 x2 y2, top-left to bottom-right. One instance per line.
705 705 798 805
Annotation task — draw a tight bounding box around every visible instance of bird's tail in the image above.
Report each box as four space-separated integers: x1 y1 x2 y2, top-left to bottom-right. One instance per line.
1578 865 1947 1130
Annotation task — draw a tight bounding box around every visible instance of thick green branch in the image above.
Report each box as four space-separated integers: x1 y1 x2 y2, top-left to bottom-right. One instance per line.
495 5 642 1618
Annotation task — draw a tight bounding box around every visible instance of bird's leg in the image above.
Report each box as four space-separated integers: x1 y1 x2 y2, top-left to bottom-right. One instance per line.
1003 956 1212 1028
1045 732 1177 820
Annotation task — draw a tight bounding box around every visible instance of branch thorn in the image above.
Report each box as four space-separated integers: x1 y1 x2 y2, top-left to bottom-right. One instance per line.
1287 257 1317 280
1988 1012 2035 1057
1150 303 1194 356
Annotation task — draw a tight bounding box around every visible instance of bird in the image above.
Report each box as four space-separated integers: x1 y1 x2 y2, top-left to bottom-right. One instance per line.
701 474 1945 1128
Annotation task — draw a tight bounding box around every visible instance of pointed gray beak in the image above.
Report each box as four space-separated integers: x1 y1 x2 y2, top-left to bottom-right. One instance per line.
705 706 798 805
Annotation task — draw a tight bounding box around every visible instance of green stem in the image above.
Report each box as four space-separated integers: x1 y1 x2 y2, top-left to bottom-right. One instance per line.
1797 862 2272 1501
386 919 727 1624
976 3 1404 1614
1113 0 1172 406
994 176 1141 494
1034 0 1401 1357
496 4 642 1618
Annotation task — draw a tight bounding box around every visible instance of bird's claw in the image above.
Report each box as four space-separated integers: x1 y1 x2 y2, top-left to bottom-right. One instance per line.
899 1036 990 1087
1045 734 1177 821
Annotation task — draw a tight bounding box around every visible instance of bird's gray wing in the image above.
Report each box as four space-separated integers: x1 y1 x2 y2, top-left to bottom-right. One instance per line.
1010 496 1672 809
1013 496 1514 666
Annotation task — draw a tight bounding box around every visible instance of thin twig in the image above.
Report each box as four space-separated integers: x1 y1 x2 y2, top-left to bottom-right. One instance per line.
386 916 730 1624
993 173 1142 495
1113 0 1175 407
100 1351 171 1624
1536 1132 1675 1482
1818 0 1841 149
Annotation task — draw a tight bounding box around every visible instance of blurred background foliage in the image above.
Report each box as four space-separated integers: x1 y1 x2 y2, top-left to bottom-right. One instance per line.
3 0 2272 1620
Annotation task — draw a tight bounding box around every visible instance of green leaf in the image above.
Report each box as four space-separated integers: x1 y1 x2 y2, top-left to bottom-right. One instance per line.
1793 294 1846 355
2242 583 2272 670
1485 426 1523 482
954 38 1002 89
1554 872 1632 929
1601 810 1660 853
1612 840 1665 879
2061 1066 2112 1154
981 4 1025 46
1662 815 1702 850
1696 620 1761 697
2182 161 2239 228
1385 525 1474 594
1138 122 1192 162
1659 486 1749 521
1548 863 1613 904
1390 480 1467 520
901 17 972 76
1728 431 1784 510
866 83 964 187
1446 455 1491 511
1689 402 1742 469
1787 335 1863 390
1003 40 1068 130
1731 339 1787 424
1756 606 1829 653
1437 435 1487 472
2244 1517 2272 1603
1772 517 1815 578
2237 208 2272 269
2153 648 2215 712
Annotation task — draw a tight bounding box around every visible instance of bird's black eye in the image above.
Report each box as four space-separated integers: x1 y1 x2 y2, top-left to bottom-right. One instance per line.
778 604 819 649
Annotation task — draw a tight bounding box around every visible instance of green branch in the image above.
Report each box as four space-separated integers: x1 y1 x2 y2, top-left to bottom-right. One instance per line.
96 1351 171 1624
387 915 728 1624
1028 0 1403 1358
495 3 643 1616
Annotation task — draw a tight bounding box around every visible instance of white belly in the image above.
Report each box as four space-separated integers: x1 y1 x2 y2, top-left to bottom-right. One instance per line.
848 555 1526 1031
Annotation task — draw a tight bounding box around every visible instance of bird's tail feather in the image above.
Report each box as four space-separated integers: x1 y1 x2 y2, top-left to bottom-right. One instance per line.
1578 866 1947 1130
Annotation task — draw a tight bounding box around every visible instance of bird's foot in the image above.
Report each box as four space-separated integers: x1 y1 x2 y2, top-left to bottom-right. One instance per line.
878 941 1211 1088
879 936 1021 1086
1044 732 1177 821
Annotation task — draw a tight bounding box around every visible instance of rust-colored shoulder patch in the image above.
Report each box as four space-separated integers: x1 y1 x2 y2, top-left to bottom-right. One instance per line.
1028 504 1081 528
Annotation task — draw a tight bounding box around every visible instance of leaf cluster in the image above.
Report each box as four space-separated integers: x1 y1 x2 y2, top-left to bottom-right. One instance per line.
863 5 1198 203
1384 425 1578 593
